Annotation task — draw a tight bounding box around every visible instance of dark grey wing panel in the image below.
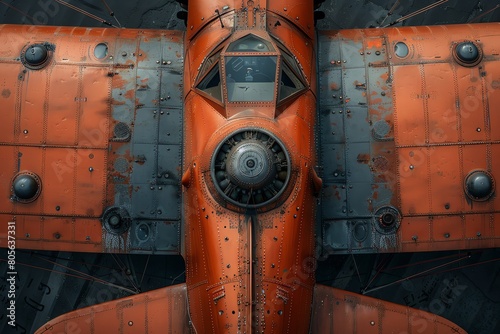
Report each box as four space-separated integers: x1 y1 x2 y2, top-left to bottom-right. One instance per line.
317 30 398 254
107 32 184 254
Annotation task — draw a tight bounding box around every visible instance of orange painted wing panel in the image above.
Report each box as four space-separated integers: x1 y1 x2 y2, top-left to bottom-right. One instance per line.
311 284 466 334
0 25 184 254
35 284 191 334
318 23 500 254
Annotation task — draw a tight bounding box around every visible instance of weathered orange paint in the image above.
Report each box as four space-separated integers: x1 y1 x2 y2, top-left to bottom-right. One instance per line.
0 1 498 333
311 285 465 333
35 284 190 333
182 2 317 329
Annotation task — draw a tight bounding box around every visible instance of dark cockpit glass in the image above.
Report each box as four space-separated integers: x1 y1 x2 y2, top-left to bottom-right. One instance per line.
196 49 223 102
278 57 305 102
196 34 307 105
225 56 277 102
224 35 278 103
197 64 222 101
226 34 275 52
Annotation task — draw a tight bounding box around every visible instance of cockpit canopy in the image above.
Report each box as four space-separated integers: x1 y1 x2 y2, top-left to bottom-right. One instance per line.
196 34 306 105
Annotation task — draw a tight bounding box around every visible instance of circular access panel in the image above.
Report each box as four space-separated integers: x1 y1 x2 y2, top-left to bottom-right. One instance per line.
211 128 291 209
102 207 131 234
353 221 369 242
394 42 409 58
374 206 401 234
94 43 109 59
135 223 151 242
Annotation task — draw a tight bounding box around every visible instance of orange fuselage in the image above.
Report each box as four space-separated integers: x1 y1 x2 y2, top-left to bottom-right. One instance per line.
182 1 318 332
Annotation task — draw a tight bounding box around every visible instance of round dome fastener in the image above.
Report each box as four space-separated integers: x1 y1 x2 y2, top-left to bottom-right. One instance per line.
464 170 494 201
21 43 52 70
453 41 482 67
11 171 42 203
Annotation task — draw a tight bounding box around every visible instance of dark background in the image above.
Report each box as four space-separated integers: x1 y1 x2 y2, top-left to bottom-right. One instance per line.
1 1 500 333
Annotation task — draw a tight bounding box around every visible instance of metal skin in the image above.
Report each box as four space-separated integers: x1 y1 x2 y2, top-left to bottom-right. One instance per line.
1 0 499 333
182 1 317 331
319 24 500 255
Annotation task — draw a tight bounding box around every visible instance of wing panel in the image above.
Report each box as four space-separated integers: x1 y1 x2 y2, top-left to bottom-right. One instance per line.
0 25 184 254
310 284 466 334
45 65 80 145
486 60 500 141
35 284 191 334
318 31 397 254
20 69 48 145
0 64 19 144
318 23 500 254
393 65 426 146
456 65 487 142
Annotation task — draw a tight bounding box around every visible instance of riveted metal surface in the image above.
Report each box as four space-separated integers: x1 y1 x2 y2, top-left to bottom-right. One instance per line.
319 23 500 255
310 285 466 334
343 67 367 106
159 108 183 144
186 0 236 41
0 25 184 255
136 69 160 108
110 32 183 254
318 31 396 254
182 8 318 329
129 220 180 253
267 0 315 39
34 284 191 334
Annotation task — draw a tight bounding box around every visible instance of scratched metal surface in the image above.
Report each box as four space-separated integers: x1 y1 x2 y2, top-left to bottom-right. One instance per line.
111 31 184 254
318 24 500 255
318 30 398 254
0 26 184 255
0 1 499 334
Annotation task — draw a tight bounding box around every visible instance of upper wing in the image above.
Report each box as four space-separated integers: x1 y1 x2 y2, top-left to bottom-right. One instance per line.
35 283 190 334
0 25 184 254
311 284 465 333
317 23 500 254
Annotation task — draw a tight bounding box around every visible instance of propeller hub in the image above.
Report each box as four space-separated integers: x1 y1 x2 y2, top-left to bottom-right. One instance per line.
211 129 291 209
226 141 276 190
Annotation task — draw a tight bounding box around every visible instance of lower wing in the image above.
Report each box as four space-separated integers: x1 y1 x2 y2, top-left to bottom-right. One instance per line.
311 284 465 333
35 284 191 334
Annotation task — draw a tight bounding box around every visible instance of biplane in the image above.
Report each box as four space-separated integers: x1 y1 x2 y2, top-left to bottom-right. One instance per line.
1 0 500 332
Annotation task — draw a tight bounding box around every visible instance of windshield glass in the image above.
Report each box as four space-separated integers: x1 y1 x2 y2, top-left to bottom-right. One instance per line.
225 56 277 102
226 34 275 52
279 59 305 102
197 64 222 101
